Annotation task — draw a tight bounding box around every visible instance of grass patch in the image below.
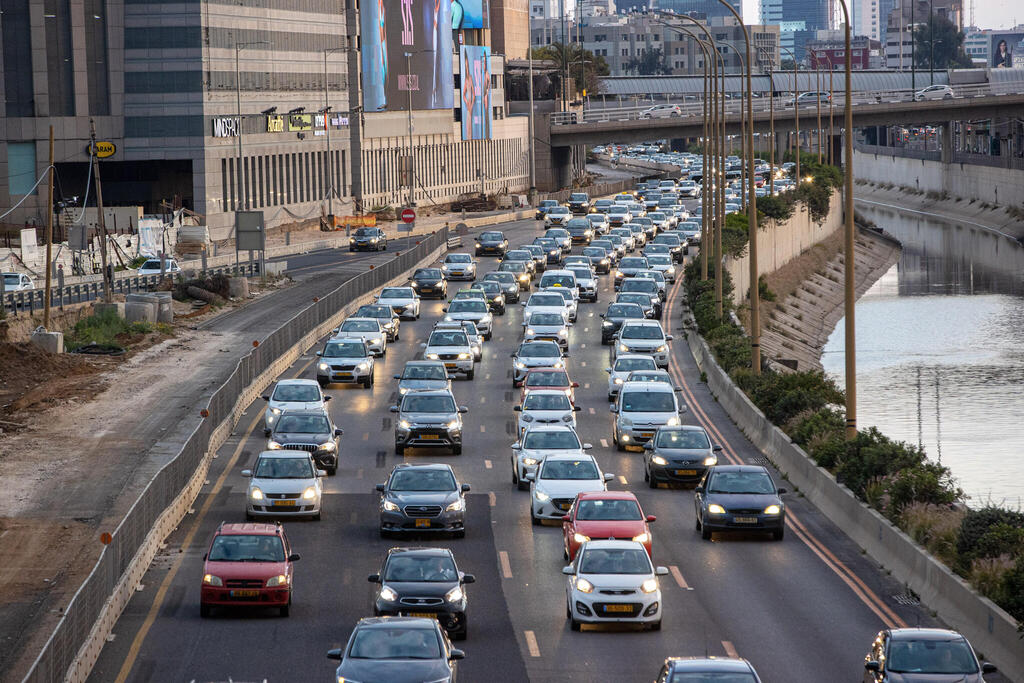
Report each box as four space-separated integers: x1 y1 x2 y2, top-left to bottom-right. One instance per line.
65 309 157 351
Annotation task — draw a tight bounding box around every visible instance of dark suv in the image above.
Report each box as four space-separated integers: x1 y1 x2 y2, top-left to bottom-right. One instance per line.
475 230 508 256
376 463 470 538
349 227 387 252
265 410 343 475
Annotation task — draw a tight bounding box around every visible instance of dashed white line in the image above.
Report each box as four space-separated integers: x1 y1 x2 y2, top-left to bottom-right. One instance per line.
485 373 491 380
488 491 496 506
588 407 596 415
362 432 369 441
600 438 609 448
618 475 628 485
583 327 589 332
480 396 486 404
584 382 590 389
580 361 587 367
524 630 541 657
499 551 513 578
484 459 493 469
580 343 586 349
722 641 739 658
479 424 486 433
670 565 694 590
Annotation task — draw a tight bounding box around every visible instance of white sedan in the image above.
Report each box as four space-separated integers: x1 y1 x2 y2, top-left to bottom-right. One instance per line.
332 318 388 356
526 454 613 523
606 354 658 401
513 390 579 438
376 286 421 320
564 540 668 630
136 259 181 276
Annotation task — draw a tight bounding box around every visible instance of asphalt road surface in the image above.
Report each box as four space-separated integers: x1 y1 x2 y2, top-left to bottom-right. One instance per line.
88 211 997 683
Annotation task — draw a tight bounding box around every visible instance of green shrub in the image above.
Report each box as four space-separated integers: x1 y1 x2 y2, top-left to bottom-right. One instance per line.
956 507 1024 574
65 309 153 351
732 369 843 426
758 275 777 302
833 427 927 499
722 213 749 258
995 555 1024 623
865 463 963 522
900 502 965 567
757 194 794 222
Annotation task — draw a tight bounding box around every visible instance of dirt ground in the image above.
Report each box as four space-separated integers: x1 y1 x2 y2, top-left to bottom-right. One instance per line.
759 227 845 333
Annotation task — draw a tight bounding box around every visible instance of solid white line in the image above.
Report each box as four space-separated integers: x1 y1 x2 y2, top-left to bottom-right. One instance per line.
580 361 587 367
499 551 513 578
584 382 590 389
484 459 493 469
722 641 739 658
583 327 589 332
670 565 694 590
524 630 541 657
485 373 491 380
480 396 486 404
580 343 586 349
600 438 609 448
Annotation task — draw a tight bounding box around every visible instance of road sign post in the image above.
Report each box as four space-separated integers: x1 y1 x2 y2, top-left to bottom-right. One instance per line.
400 208 416 251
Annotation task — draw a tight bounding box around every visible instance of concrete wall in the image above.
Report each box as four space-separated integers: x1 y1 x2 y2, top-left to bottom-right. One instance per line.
853 150 1024 208
682 325 1024 681
726 190 843 305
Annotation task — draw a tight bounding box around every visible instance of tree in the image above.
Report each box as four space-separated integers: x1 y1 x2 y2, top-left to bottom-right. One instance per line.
626 48 670 76
913 13 973 70
529 44 609 98
780 58 797 72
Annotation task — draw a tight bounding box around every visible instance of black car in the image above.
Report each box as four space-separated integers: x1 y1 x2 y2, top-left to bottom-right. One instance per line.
356 303 401 342
474 230 508 256
481 271 521 303
694 465 786 541
566 217 593 245
409 268 448 299
618 278 662 318
644 425 721 487
349 227 388 252
582 246 612 274
600 302 648 344
657 657 764 682
567 192 591 214
534 199 559 220
328 617 464 683
864 628 997 683
369 547 475 640
264 409 343 475
533 237 563 265
476 280 507 315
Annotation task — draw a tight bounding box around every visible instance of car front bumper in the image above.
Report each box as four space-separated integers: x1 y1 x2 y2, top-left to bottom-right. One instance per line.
412 284 446 298
375 602 466 633
648 461 710 484
444 269 476 280
379 507 465 533
395 427 463 449
569 589 661 624
247 495 321 516
617 347 669 367
201 585 291 608
701 510 785 533
317 364 372 385
532 495 576 519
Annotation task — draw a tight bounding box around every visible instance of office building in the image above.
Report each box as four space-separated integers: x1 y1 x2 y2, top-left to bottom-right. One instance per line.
760 0 835 60
884 0 963 68
492 0 532 59
655 0 743 21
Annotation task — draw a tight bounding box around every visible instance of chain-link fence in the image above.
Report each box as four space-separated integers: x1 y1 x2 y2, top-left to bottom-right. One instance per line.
23 228 448 683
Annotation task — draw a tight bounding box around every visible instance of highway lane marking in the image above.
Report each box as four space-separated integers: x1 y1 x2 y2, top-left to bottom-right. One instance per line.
583 382 590 389
722 641 739 658
479 424 486 433
600 438 609 448
480 396 486 403
357 468 364 479
484 459 493 469
583 327 589 332
499 551 513 578
580 343 586 348
670 565 693 590
588 407 596 415
662 278 906 630
524 630 541 657
362 432 369 441
485 373 491 380
580 361 586 367
618 475 628 485
498 336 504 341
488 492 496 506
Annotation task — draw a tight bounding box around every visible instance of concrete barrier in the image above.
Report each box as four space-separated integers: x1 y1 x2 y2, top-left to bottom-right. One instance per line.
682 318 1024 680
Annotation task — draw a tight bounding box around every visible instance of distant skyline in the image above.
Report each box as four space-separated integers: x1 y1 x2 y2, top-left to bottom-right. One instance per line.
741 0 1021 30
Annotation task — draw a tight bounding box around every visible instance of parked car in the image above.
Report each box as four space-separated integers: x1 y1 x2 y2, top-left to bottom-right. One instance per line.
1 272 33 291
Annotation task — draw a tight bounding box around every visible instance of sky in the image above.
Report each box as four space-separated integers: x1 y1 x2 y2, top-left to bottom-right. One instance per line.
740 0 1021 30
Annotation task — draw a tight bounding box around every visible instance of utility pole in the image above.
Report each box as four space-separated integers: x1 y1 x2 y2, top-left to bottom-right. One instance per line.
89 118 111 303
838 0 858 439
323 47 344 221
43 126 54 327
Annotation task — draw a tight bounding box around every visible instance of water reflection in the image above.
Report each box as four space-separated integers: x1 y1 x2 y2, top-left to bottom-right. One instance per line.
823 202 1024 507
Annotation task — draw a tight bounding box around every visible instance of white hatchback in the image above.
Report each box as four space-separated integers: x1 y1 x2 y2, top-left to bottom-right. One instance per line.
564 540 668 630
242 450 324 520
513 390 580 439
262 379 329 429
606 354 658 401
526 454 613 523
376 286 421 320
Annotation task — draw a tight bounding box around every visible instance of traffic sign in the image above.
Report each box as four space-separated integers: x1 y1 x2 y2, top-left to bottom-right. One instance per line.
400 208 416 224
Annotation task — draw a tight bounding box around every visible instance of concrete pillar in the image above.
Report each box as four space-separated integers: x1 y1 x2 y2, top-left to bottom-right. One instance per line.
940 122 953 164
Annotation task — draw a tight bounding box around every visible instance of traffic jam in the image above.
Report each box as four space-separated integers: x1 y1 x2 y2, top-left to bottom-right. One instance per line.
194 173 996 682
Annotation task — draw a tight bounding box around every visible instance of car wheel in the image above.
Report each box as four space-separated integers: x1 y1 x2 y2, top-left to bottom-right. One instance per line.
701 519 712 540
649 619 662 631
395 444 404 456
607 393 615 402
280 600 291 618
313 508 322 521
454 624 468 641
530 507 541 526
454 529 466 539
466 368 475 380
563 546 569 561
200 604 212 618
570 616 581 631
453 444 463 455
379 528 390 539
245 510 254 521
695 515 702 531
773 526 785 541
327 466 337 476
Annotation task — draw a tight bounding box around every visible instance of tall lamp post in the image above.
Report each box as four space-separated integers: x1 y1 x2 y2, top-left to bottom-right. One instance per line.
815 55 823 162
837 0 857 439
235 41 270 212
323 46 345 219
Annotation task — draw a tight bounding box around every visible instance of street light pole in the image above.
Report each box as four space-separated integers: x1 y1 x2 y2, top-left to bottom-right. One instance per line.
816 58 823 163
827 57 835 166
528 54 537 197
761 48 776 196
780 46 800 186
838 0 857 439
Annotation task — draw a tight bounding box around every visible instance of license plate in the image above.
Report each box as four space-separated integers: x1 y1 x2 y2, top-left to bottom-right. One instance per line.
406 612 437 618
272 500 297 507
640 432 654 438
336 372 352 378
421 288 433 293
231 590 259 598
421 434 440 440
675 469 698 476
444 363 457 369
604 604 632 613
558 502 571 511
733 516 758 524
415 518 431 528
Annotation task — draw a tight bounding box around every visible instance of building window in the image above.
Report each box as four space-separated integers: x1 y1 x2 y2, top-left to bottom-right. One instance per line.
84 0 111 115
2 0 33 117
43 0 75 116
7 142 38 196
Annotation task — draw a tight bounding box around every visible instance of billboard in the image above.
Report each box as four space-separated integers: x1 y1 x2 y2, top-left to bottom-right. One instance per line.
360 0 454 112
460 45 492 140
453 0 488 29
990 33 1022 68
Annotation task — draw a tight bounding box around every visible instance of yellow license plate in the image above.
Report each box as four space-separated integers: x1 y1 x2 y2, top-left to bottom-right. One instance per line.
604 604 632 613
444 363 457 369
421 434 440 440
733 516 758 524
273 500 297 506
336 372 352 378
675 469 698 476
231 590 259 598
415 519 431 528
558 502 571 510
406 612 436 618
640 432 654 438
421 288 433 292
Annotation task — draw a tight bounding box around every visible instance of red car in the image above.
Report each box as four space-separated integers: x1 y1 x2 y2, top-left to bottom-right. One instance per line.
200 522 299 618
561 491 656 562
520 368 580 404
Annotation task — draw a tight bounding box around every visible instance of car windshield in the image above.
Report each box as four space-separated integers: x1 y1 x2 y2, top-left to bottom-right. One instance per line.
668 674 758 682
526 371 569 388
3 274 21 285
341 320 378 332
389 469 457 491
569 269 591 281
478 282 501 294
384 554 459 582
549 207 569 214
614 357 657 372
449 301 487 313
428 331 468 346
583 248 605 258
621 280 657 294
707 471 777 495
606 304 644 319
576 499 642 521
402 395 457 413
208 534 285 562
357 305 391 318
578 547 651 574
540 459 598 480
886 639 979 674
414 269 442 279
622 325 664 340
620 258 648 269
529 295 564 308
323 341 366 358
275 414 330 433
499 262 524 272
523 393 572 411
570 194 587 201
621 391 675 413
447 254 472 263
480 232 503 240
403 364 447 380
485 272 515 284
540 200 558 208
271 384 321 402
380 288 412 298
255 457 314 479
523 430 581 449
348 627 442 660
519 343 560 358
656 429 711 449
648 256 672 266
530 313 564 326
506 250 530 260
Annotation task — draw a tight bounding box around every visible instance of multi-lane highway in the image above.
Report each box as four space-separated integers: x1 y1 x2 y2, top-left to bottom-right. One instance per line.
88 212 963 683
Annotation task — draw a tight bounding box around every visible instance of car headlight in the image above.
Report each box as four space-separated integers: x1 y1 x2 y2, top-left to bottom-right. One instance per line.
349 237 356 242
318 362 329 371
370 237 378 243
446 498 465 512
269 407 282 415
302 487 317 500
561 413 574 423
356 362 369 372
764 504 782 515
203 574 223 586
320 442 337 451
614 271 623 278
522 457 539 466
550 250 559 256
457 353 470 360
613 377 624 385
573 533 590 544
600 258 610 264
656 345 668 353
519 274 530 281
557 329 568 337
651 455 668 465
575 577 594 593
619 344 629 353
371 336 382 344
426 353 440 360
266 574 290 587
703 455 718 466
475 242 481 248
666 416 681 426
445 585 464 603
632 532 650 544
249 487 264 500
434 281 444 287
267 440 281 450
382 499 400 511
554 360 564 368
525 328 536 336
379 586 398 602
446 419 460 430
398 419 411 430
707 503 727 514
602 321 613 328
534 490 551 502
640 578 658 593
442 265 449 271
444 316 453 322
515 361 526 369
522 414 534 423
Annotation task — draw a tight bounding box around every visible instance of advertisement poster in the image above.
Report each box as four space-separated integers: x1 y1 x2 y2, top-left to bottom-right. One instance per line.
360 0 454 112
990 33 1020 68
460 45 492 140
453 0 488 29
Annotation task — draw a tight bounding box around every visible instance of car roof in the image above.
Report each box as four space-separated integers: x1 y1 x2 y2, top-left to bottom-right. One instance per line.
386 546 455 559
888 628 970 641
256 450 314 459
543 452 595 462
524 389 572 398
523 423 578 433
277 408 330 417
342 317 380 324
390 462 455 473
355 616 439 630
621 319 662 327
665 657 755 673
581 539 644 551
403 359 445 367
577 490 638 502
401 388 456 399
709 464 770 474
657 424 706 433
273 378 321 387
620 381 674 393
217 522 282 536
525 367 567 374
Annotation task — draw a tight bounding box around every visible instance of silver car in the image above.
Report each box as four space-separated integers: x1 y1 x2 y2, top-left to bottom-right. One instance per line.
333 317 388 356
606 354 658 401
614 256 650 290
523 311 571 351
421 329 475 379
262 379 329 430
513 390 580 439
243 450 324 520
511 340 565 386
316 338 375 388
566 266 598 303
393 360 451 396
434 320 483 362
441 253 477 281
390 389 468 455
511 425 591 490
527 454 613 523
376 286 421 320
443 299 493 338
612 381 682 451
377 463 469 538
614 319 672 368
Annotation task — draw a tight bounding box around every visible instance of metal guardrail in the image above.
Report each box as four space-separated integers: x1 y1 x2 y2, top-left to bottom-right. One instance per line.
22 229 449 683
2 262 259 316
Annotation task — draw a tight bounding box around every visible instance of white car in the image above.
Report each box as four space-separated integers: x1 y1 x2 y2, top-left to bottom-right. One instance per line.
587 214 609 234
543 287 578 323
511 424 590 489
615 320 672 368
136 258 181 276
526 454 613 523
522 292 571 321
915 84 953 101
511 340 565 386
443 298 493 338
639 104 681 119
645 255 677 283
564 540 668 630
606 354 658 401
544 206 571 227
636 270 668 299
523 311 571 351
677 180 700 198
2 272 33 291
441 253 477 281
242 450 324 520
612 381 682 450
421 328 475 379
376 286 421 320
513 391 580 439
316 337 375 388
434 320 483 362
333 318 388 356
565 266 598 303
262 379 329 429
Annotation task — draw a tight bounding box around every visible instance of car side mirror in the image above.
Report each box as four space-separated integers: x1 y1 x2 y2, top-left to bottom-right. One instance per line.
604 367 612 373
389 406 399 413
582 443 593 450
695 486 704 493
777 487 788 495
561 566 574 575
261 395 269 401
655 566 670 576
571 382 580 388
864 661 880 672
561 514 571 522
574 406 581 412
393 374 401 380
263 428 272 438
367 573 381 583
982 663 997 674
287 553 300 562
674 386 683 392
511 443 521 450
666 335 674 341
375 483 385 492
419 342 427 348
334 428 344 437
643 442 654 450
458 406 469 414
609 405 618 413
524 473 535 482
462 574 476 584
203 553 207 560
603 473 615 482
241 469 253 477
315 351 322 356
713 445 723 452
461 484 471 492
512 405 522 412
327 648 343 661
441 307 447 312
324 395 332 402
450 649 466 661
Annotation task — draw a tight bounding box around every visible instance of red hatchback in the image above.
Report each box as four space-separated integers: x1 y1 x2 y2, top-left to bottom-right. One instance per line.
520 368 580 404
561 491 656 562
200 522 299 617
